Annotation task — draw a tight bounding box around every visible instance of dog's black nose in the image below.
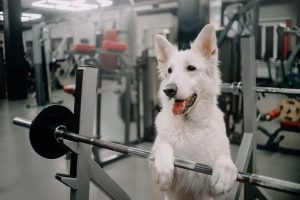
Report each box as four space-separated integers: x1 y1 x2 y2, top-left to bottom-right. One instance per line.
163 83 177 98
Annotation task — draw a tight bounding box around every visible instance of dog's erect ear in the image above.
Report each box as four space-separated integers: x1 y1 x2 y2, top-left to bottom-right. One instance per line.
154 34 176 65
191 24 217 59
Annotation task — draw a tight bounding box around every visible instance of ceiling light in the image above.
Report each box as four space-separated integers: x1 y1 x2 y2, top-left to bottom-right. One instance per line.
134 5 152 12
32 0 56 9
0 12 42 22
31 0 100 11
55 5 77 11
159 2 178 9
75 4 99 11
22 13 43 21
21 16 31 22
48 0 73 6
97 0 113 7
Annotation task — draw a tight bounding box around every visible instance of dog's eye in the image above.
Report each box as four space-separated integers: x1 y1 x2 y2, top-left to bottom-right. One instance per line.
187 65 196 71
168 67 172 74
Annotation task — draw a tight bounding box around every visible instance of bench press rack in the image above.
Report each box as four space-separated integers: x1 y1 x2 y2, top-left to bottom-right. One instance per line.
55 66 130 200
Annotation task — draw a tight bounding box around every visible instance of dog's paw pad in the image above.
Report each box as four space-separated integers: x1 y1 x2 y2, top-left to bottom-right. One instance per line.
154 160 174 191
210 156 237 195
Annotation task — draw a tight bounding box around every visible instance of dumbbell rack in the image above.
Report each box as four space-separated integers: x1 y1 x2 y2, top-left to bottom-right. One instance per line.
57 66 130 200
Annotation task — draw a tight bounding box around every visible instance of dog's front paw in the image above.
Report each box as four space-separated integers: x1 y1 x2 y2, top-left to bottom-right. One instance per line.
210 155 237 196
153 156 174 191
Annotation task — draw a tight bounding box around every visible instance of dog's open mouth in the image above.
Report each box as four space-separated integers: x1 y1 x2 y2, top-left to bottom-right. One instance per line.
172 94 197 115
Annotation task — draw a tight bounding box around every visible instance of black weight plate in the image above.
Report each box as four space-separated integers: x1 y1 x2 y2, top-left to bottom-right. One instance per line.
29 105 75 159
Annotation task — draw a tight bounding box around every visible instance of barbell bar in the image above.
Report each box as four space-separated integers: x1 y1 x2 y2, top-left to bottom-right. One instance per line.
13 105 300 195
221 82 300 95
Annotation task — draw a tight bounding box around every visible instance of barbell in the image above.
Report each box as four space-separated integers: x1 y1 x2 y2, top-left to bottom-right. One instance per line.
13 105 300 195
221 82 300 95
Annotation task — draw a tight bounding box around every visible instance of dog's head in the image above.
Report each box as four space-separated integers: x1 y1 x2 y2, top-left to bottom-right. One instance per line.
155 24 221 116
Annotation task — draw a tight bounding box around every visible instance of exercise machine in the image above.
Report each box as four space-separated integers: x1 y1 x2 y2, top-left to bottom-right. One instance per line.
31 23 63 107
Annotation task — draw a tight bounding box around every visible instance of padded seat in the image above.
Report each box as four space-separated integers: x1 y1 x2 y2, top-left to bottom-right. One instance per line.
102 40 128 52
73 44 96 54
63 84 76 95
280 121 300 132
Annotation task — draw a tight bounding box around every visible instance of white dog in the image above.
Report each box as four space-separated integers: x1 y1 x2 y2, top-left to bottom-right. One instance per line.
150 24 238 200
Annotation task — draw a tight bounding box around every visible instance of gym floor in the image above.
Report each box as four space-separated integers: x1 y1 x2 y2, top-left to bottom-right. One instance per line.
0 80 299 200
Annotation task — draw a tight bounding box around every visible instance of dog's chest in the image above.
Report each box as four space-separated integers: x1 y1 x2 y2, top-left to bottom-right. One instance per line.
169 124 214 194
168 122 217 166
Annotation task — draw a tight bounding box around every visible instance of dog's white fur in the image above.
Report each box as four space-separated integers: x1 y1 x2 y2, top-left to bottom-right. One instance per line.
150 24 238 200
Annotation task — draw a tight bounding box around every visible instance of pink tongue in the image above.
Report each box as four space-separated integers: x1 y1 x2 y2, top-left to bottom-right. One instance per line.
172 100 186 115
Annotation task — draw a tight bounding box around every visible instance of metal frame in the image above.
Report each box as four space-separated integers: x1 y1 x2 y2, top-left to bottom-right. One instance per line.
229 132 254 199
227 35 297 199
241 36 257 200
257 125 300 156
93 52 139 166
92 9 142 165
218 0 261 47
228 35 257 199
226 35 300 199
32 24 49 106
285 42 300 70
42 27 53 104
57 66 130 200
219 35 300 198
30 24 63 107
